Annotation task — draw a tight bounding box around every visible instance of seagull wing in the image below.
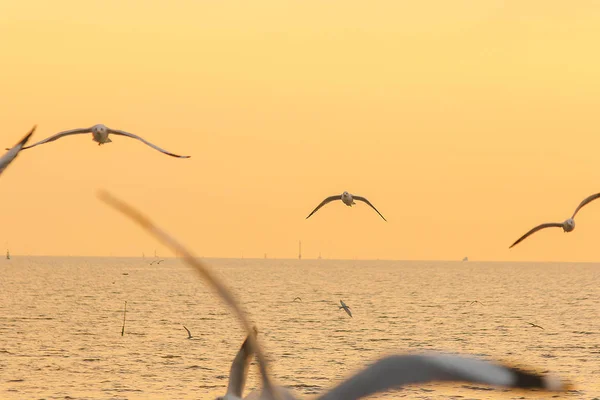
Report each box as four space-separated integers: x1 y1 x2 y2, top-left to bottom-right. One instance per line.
509 222 564 248
352 196 387 221
527 322 544 330
316 352 569 400
108 129 190 158
183 325 192 338
227 333 256 397
19 128 91 150
571 192 600 218
344 307 353 318
0 126 36 176
306 195 342 219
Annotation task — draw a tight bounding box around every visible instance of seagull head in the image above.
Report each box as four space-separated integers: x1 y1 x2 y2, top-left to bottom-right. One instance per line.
564 218 575 232
91 124 109 136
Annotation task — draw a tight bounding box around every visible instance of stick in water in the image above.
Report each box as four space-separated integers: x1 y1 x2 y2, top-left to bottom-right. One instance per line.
121 301 127 336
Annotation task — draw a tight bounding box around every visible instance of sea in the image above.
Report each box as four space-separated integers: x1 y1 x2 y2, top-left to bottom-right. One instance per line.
1 257 598 399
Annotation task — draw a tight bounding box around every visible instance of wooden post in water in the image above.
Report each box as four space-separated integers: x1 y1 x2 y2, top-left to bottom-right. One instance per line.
121 301 127 336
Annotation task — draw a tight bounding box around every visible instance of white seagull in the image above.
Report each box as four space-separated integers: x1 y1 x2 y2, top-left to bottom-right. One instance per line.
306 191 386 221
99 192 571 400
510 192 600 248
14 124 190 158
0 126 36 177
339 300 352 318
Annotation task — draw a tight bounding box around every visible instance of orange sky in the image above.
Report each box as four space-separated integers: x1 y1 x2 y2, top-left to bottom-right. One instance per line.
2 1 600 261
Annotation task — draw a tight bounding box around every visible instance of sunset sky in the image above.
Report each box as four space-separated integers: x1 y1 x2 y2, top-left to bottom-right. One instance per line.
2 1 600 261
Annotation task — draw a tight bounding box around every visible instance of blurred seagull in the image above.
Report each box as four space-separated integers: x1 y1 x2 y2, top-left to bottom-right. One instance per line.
306 191 386 221
293 297 302 302
99 192 571 400
0 126 35 177
14 124 190 158
149 259 165 265
510 192 600 248
339 300 352 318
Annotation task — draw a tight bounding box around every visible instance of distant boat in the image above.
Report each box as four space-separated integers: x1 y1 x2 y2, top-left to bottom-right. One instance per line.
462 257 468 262
6 250 9 260
318 251 322 260
298 240 302 260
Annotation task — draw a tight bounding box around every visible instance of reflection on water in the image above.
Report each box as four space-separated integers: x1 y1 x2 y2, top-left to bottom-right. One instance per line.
0 257 598 399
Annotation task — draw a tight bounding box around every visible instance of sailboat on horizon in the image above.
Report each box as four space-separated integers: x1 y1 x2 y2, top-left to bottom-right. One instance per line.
6 249 10 260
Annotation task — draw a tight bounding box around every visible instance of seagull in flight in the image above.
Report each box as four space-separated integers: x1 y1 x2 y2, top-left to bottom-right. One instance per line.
306 191 386 221
293 297 302 302
183 325 193 339
98 192 571 400
510 192 600 248
14 124 190 158
339 300 352 318
527 322 544 330
469 300 484 306
149 259 165 265
0 126 35 177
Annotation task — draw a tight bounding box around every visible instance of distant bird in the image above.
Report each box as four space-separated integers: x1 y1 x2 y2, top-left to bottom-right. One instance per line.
0 126 35 177
510 192 600 248
293 297 302 302
14 124 190 158
183 325 192 339
469 301 484 306
149 259 165 265
339 300 352 318
306 191 386 221
527 322 544 330
217 328 258 400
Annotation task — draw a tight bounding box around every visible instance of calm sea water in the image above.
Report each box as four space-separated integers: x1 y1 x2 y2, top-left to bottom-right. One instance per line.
0 257 598 399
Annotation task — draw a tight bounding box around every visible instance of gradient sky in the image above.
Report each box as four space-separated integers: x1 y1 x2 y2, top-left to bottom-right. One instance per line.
2 1 600 261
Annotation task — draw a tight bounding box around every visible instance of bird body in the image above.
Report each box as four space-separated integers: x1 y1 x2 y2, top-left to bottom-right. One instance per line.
341 191 355 206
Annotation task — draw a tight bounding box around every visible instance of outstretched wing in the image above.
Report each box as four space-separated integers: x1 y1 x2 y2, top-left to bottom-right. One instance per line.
0 126 36 176
509 222 563 248
108 129 190 158
344 307 353 318
306 195 342 219
227 330 258 397
317 352 570 400
353 196 387 221
572 192 600 218
18 128 90 150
